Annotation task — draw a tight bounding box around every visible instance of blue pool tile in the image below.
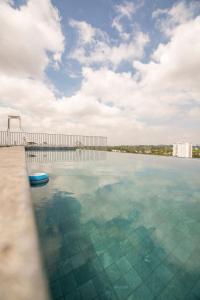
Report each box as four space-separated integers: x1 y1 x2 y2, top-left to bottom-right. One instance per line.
123 267 142 290
74 262 93 286
184 292 200 300
134 226 152 240
126 231 141 249
79 280 97 300
63 240 81 258
60 272 77 296
98 251 114 268
50 279 63 300
172 240 195 264
177 266 200 292
138 236 155 255
156 287 178 300
48 265 60 284
64 290 82 300
83 244 96 260
127 283 154 300
97 289 118 300
71 252 86 270
161 277 189 300
188 279 200 298
93 271 112 294
105 263 121 285
108 243 124 260
133 255 155 280
88 256 104 277
150 245 167 263
162 254 182 275
116 256 132 273
113 277 133 300
78 236 92 251
92 240 107 256
58 258 74 277
119 238 134 255
145 264 173 296
125 247 141 268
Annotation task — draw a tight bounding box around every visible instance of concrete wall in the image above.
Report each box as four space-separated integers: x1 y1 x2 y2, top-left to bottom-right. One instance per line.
0 146 50 300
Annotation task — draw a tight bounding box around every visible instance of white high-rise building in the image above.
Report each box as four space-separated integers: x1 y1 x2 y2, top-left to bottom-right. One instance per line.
173 142 193 158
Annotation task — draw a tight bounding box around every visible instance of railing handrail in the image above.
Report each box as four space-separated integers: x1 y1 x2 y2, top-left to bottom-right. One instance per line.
0 130 107 147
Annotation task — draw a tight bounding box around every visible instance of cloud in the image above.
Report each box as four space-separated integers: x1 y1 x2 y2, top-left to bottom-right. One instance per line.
112 0 144 40
69 20 149 68
69 19 95 44
0 0 65 78
152 1 200 36
114 1 136 18
136 16 200 94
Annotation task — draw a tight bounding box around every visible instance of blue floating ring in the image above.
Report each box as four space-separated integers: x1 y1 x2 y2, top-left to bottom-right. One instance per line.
29 172 49 185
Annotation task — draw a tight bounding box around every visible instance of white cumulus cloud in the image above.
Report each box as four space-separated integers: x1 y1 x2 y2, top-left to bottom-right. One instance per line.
0 0 65 78
69 20 149 68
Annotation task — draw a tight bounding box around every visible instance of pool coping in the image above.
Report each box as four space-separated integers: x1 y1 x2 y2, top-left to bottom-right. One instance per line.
0 146 50 300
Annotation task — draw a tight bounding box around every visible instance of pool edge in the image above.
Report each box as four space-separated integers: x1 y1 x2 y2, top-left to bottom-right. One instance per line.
0 146 50 300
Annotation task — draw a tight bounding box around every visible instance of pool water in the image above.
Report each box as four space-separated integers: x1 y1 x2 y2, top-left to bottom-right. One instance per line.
29 150 200 300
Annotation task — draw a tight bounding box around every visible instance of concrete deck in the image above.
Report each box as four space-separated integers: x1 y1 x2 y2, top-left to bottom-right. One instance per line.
0 146 50 300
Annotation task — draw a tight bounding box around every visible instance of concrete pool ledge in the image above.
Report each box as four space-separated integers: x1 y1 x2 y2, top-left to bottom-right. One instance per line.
0 146 50 300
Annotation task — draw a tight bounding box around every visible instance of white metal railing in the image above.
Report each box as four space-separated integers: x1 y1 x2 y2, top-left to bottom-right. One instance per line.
26 149 107 162
0 131 107 147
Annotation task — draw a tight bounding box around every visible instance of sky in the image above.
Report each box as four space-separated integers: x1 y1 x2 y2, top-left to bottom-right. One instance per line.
0 0 200 144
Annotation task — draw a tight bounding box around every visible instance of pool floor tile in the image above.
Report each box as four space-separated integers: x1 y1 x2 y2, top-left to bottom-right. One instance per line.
97 289 118 300
123 267 142 290
79 280 97 300
98 251 114 268
108 243 124 260
189 279 200 298
176 267 200 292
162 254 182 275
145 264 173 296
156 287 178 300
83 244 96 260
105 263 121 285
113 277 133 300
119 238 134 255
127 284 154 300
184 292 200 300
71 252 86 270
64 290 82 300
58 258 74 277
172 241 195 264
116 256 132 273
50 279 63 300
60 272 77 296
125 247 141 268
74 262 93 286
92 271 112 295
133 256 155 280
88 256 104 277
161 277 189 300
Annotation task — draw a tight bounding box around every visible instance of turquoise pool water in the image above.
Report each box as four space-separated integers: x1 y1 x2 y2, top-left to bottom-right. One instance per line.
29 150 200 300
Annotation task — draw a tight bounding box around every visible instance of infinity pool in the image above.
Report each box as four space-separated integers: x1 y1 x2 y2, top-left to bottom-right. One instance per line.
29 150 200 300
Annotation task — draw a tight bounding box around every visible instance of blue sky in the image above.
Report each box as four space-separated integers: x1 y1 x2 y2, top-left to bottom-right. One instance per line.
0 0 200 144
47 0 175 95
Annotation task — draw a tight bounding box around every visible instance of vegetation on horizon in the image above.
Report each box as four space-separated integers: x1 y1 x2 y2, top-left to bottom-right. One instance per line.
83 145 200 158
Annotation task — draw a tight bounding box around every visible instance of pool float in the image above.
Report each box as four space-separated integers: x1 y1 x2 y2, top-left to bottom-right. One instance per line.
29 172 49 186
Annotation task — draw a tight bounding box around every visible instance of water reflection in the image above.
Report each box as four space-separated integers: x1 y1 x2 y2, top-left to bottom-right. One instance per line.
26 149 107 163
31 153 200 300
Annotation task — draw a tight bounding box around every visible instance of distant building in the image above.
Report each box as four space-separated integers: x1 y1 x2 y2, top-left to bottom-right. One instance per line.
173 142 192 158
